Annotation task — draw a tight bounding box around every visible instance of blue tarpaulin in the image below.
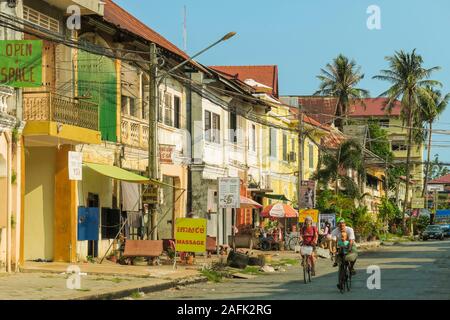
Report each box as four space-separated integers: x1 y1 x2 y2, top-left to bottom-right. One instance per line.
436 210 450 224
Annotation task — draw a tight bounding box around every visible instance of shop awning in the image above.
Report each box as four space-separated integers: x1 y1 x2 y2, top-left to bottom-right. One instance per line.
262 194 290 202
83 163 178 188
240 196 263 209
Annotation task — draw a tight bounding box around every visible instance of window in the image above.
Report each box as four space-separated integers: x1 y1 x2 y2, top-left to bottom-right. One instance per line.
23 6 60 33
142 85 149 120
229 112 237 143
282 134 288 161
121 95 128 115
121 96 137 117
379 119 390 128
270 128 277 157
205 110 211 142
129 97 137 117
174 96 181 129
212 113 221 143
158 90 163 122
205 110 221 144
251 124 256 152
163 92 173 126
392 141 407 151
309 144 315 169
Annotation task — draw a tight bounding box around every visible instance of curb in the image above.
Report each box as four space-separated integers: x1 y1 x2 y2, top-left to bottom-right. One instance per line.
70 275 208 300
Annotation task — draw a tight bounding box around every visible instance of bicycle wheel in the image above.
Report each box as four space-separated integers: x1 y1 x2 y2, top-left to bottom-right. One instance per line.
338 263 346 294
288 237 300 251
346 264 352 291
307 258 312 283
302 258 308 284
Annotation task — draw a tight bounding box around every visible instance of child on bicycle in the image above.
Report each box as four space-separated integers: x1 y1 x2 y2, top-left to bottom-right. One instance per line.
337 231 350 254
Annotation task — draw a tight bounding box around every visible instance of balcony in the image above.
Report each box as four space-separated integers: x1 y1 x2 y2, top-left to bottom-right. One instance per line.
24 91 99 131
23 91 101 145
121 116 149 149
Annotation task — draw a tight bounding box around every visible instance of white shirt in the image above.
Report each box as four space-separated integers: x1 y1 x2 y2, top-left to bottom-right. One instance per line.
331 226 355 241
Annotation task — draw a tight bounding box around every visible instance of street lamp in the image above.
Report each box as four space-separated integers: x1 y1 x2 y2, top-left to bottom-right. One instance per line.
147 32 237 240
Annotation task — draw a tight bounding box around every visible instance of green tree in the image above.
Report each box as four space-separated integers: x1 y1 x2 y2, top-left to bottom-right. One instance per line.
367 121 393 161
420 87 450 197
314 54 370 130
373 49 441 233
315 139 366 199
429 154 450 180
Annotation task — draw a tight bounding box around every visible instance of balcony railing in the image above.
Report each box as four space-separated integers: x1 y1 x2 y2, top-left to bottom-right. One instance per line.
121 116 149 149
23 91 99 131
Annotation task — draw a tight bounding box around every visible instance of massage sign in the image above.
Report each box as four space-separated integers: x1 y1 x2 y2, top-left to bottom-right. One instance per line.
0 40 42 87
174 218 207 253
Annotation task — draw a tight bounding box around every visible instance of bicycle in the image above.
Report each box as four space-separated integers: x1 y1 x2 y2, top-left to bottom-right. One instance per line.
287 236 302 251
337 249 352 293
300 245 314 284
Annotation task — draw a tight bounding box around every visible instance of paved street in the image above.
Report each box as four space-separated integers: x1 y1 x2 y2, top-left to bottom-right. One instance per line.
139 240 450 300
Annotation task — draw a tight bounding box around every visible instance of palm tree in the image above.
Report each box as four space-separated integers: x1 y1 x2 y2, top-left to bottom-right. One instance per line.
315 54 370 130
315 139 366 199
373 49 441 233
420 87 450 199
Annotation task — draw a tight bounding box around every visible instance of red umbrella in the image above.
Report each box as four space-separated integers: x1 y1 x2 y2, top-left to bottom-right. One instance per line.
261 203 298 218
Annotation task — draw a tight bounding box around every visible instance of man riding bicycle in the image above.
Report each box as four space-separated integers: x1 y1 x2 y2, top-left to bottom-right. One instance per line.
331 218 358 288
299 216 318 276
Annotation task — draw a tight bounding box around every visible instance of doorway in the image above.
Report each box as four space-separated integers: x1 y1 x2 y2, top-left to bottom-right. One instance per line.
87 193 99 257
158 176 175 240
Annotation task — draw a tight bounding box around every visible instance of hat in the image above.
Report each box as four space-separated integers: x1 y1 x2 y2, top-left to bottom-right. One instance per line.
337 217 345 224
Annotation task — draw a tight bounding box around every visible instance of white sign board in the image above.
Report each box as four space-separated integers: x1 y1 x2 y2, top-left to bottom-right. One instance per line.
68 151 82 181
218 177 240 208
427 184 444 192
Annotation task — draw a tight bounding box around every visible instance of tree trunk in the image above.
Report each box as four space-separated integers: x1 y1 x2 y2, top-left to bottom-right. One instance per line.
335 146 341 196
422 121 433 206
403 102 414 235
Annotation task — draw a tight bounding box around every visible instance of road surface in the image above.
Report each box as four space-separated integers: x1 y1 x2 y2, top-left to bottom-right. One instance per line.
140 240 450 300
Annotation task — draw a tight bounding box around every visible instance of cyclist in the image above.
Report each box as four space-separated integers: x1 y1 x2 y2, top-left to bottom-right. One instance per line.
331 218 358 277
299 216 318 276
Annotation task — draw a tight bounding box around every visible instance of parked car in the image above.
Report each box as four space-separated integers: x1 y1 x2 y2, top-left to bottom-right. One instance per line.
422 225 446 241
438 224 450 238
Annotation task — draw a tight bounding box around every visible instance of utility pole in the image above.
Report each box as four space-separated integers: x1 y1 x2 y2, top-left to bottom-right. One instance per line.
148 43 159 240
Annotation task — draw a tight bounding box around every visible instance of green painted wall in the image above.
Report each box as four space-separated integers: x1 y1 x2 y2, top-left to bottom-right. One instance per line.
78 50 117 142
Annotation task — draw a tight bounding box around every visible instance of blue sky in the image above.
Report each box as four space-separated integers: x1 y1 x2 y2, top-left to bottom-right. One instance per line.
116 0 450 163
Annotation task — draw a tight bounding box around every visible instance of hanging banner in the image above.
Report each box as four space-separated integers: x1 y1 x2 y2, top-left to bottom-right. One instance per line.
175 218 207 253
218 177 240 208
319 213 336 230
299 180 316 209
68 151 83 181
299 209 319 223
0 40 42 87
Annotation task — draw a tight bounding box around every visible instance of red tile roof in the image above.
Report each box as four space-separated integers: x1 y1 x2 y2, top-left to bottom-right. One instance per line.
294 96 338 125
288 106 330 131
349 98 402 117
209 65 279 97
103 0 189 60
284 97 402 125
429 173 450 185
321 129 346 149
